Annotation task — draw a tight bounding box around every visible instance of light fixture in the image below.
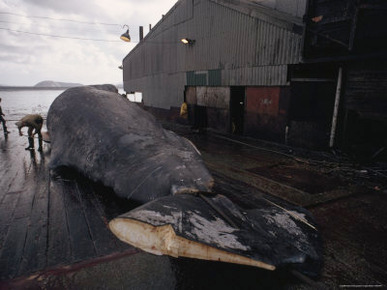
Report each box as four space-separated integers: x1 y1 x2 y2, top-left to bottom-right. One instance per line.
181 38 195 45
120 25 131 42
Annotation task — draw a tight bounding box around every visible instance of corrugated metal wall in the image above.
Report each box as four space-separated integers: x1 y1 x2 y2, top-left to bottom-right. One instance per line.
123 0 304 108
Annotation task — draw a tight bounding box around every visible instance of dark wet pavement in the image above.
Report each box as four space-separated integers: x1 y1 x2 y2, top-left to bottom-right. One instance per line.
1 122 387 289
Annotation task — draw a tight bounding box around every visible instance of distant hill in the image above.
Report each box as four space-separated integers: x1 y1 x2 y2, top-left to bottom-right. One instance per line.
34 81 83 88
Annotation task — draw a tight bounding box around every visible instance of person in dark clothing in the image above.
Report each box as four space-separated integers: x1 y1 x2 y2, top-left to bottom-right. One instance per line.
16 114 44 151
0 97 10 135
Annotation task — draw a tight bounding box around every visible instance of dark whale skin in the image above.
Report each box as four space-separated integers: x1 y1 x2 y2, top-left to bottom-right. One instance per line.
47 85 214 203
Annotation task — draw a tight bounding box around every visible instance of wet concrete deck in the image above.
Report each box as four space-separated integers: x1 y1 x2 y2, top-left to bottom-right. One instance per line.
1 123 387 289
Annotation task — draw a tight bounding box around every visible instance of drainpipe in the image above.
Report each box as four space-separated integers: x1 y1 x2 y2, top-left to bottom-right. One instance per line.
329 67 343 148
139 26 144 41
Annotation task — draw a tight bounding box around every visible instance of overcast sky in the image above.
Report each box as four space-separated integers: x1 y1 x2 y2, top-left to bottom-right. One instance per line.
0 0 177 86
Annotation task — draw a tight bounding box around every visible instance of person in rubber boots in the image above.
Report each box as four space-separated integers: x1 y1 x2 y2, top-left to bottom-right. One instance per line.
0 97 10 135
16 114 44 151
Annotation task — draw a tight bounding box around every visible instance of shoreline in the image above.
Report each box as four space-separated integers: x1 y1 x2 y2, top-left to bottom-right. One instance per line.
0 86 72 91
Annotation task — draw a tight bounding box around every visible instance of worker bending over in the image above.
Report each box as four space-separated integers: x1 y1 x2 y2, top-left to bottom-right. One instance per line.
16 114 43 151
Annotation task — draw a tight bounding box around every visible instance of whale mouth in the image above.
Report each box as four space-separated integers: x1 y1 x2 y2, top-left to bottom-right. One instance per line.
109 215 276 271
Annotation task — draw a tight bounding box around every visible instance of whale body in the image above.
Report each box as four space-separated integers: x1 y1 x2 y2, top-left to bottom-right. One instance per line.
47 85 214 203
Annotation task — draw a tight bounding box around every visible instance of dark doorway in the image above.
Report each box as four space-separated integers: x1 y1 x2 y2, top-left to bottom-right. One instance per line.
288 81 336 149
230 86 245 134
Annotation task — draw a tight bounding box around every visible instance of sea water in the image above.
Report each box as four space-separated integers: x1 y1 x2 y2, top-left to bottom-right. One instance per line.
0 90 63 123
0 88 126 124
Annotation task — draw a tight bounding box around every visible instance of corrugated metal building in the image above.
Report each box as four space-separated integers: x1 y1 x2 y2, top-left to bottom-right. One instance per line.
123 0 306 142
123 0 387 158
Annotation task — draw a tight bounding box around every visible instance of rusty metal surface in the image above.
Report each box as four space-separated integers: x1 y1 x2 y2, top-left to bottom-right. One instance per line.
196 87 230 109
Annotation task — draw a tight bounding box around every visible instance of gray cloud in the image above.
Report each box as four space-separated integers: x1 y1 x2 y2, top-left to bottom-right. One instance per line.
0 0 177 85
22 0 102 16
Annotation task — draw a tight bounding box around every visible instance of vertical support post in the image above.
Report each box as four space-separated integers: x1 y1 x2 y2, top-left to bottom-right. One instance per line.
329 67 343 148
139 26 144 41
348 0 359 51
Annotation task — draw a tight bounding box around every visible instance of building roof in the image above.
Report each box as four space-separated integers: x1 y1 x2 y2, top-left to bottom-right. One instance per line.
124 0 305 61
211 0 304 26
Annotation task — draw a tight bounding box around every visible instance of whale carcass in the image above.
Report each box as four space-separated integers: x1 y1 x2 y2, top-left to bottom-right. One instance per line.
47 84 214 203
47 85 322 276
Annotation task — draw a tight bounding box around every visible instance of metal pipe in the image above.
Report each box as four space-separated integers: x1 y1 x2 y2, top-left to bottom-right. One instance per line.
139 26 144 41
329 67 343 148
285 125 289 145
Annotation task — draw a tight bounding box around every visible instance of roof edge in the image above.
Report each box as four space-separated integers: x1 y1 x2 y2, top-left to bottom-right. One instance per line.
210 0 304 26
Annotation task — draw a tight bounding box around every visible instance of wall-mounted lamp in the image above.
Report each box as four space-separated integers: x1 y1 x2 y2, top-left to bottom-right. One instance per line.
120 25 131 42
181 38 195 45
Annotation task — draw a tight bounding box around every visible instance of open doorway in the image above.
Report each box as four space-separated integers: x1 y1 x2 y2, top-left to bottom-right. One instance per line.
230 86 245 134
288 82 336 148
127 92 143 103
